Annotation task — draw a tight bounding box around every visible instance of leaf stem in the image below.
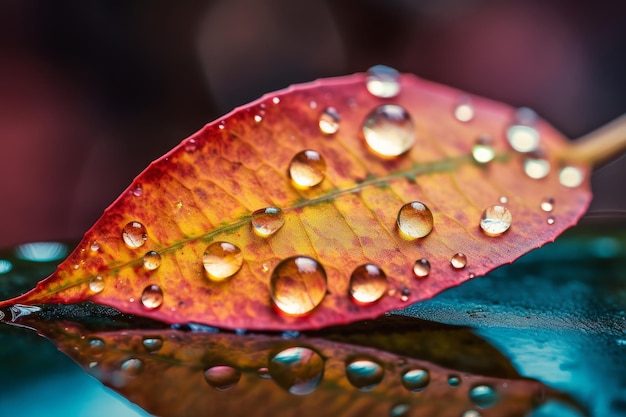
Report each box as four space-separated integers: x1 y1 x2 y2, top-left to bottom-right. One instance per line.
558 113 626 166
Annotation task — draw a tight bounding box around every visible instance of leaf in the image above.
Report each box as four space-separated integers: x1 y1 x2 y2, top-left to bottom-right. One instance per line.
0 68 592 330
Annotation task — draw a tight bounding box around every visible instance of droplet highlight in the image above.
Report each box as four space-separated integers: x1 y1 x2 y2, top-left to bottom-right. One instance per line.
507 108 540 153
203 242 243 281
269 347 324 395
454 98 475 122
288 150 326 188
122 221 147 249
349 264 388 304
541 197 555 212
345 359 384 391
120 358 144 378
472 136 495 164
362 104 415 157
270 256 327 316
390 404 411 417
448 375 461 386
251 207 285 237
524 157 550 179
142 251 161 271
451 253 467 269
547 216 555 225
89 276 105 294
204 366 241 391
401 368 430 392
366 65 400 98
413 258 431 278
480 205 512 237
318 107 340 135
559 166 584 188
141 285 163 310
397 201 434 239
142 337 163 353
469 384 499 408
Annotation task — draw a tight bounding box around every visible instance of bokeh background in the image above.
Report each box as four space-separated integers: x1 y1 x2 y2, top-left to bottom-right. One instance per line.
1 0 626 246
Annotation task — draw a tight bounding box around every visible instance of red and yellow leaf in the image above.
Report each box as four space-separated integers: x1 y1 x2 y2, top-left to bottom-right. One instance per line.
0 69 591 330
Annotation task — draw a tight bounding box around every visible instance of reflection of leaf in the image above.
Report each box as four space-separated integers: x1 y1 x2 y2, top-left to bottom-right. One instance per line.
13 313 577 417
0 69 591 330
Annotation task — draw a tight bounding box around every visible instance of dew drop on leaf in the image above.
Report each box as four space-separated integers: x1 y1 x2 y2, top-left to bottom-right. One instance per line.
257 367 271 379
523 157 550 179
89 276 105 294
270 256 327 316
362 104 415 157
345 359 384 391
413 258 431 278
366 65 400 98
507 107 540 153
454 98 474 122
469 384 499 408
479 205 512 237
400 287 411 302
203 365 241 391
462 411 482 417
390 403 411 417
471 135 495 164
559 166 584 188
251 207 285 237
401 368 430 392
89 241 100 252
397 201 434 239
120 358 144 378
318 107 340 135
142 251 162 271
142 337 163 353
88 338 105 354
288 150 326 188
451 253 467 269
541 197 555 212
448 375 461 386
141 285 163 310
547 216 556 225
349 264 388 304
122 221 148 249
499 196 508 204
268 347 324 395
202 242 243 281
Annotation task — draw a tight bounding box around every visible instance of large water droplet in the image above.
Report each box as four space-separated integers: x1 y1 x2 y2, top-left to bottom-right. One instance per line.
142 337 163 353
122 221 148 249
366 65 400 98
524 157 550 179
401 368 430 392
141 285 163 310
541 197 555 212
451 253 467 269
319 107 340 135
454 98 475 122
89 276 105 294
120 358 144 377
251 207 285 237
269 347 324 395
203 242 243 281
204 366 241 391
270 256 327 316
345 359 384 391
362 104 415 158
143 251 161 271
397 201 434 239
559 166 584 188
472 136 495 164
469 384 498 408
480 205 512 237
349 264 388 304
413 258 430 278
288 150 326 188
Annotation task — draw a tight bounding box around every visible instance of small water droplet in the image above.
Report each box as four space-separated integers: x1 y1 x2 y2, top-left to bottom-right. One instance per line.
462 411 482 417
559 166 584 188
122 221 148 249
254 114 263 123
257 367 271 379
524 157 551 179
272 97 280 104
499 196 508 204
309 100 317 109
345 359 384 391
251 207 285 237
547 216 555 225
319 107 340 135
269 347 324 395
120 358 144 377
175 201 183 209
132 184 143 197
401 368 430 392
203 242 243 281
469 384 498 408
89 338 105 354
471 135 495 164
89 276 105 294
541 197 555 212
397 201 433 239
204 366 241 391
366 65 400 98
142 337 163 353
390 403 411 417
261 263 269 273
480 205 512 237
454 98 475 122
141 285 163 310
507 108 540 153
413 258 431 278
451 253 467 269
185 138 197 152
362 104 415 157
142 251 162 271
90 241 100 252
288 150 326 188
270 256 327 316
448 375 461 386
400 287 410 302
349 264 388 304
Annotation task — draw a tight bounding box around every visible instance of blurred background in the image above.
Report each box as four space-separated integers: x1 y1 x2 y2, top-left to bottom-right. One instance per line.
1 0 626 247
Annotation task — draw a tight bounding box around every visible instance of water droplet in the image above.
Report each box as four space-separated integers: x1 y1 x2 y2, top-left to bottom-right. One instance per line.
269 347 324 395
462 411 482 417
319 107 340 135
507 108 540 153
257 367 271 379
204 366 241 391
480 205 512 237
541 197 555 212
499 196 508 204
251 207 285 237
397 201 434 239
141 285 163 310
120 358 144 377
272 97 280 104
349 264 388 304
366 65 400 98
254 114 263 123
547 216 555 225
270 256 327 316
175 201 183 209
89 276 105 294
451 253 467 269
184 138 197 152
288 150 326 188
261 263 269 273
345 359 384 391
559 166 584 188
469 384 498 408
454 98 475 122
309 100 317 109
203 242 243 281
400 287 410 302
390 403 411 417
122 221 148 249
89 338 105 354
90 241 100 252
413 258 431 278
448 375 461 386
132 184 143 197
362 104 415 157
524 157 550 179
142 337 163 353
471 136 495 164
142 251 161 271
401 368 430 392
